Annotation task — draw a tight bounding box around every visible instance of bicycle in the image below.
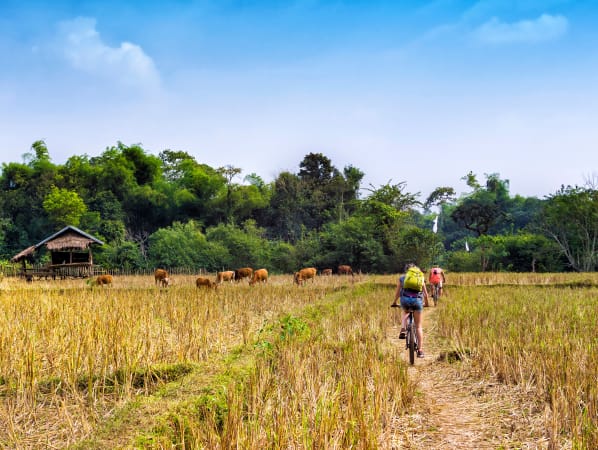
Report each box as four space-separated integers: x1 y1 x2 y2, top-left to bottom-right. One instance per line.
431 283 440 306
391 305 419 365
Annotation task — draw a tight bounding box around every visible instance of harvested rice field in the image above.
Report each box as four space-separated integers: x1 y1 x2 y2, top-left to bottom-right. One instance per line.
0 272 596 449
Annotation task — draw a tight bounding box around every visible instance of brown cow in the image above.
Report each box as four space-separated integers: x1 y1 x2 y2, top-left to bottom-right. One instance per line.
216 270 235 284
294 267 317 285
234 267 254 283
321 268 333 276
249 268 268 285
154 269 170 287
338 265 354 276
196 276 217 288
94 274 113 286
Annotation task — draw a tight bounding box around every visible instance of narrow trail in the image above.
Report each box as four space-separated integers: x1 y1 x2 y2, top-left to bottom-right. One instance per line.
387 302 550 450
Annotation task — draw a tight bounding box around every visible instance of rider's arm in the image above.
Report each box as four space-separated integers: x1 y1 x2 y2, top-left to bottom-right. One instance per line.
391 278 403 306
422 282 429 301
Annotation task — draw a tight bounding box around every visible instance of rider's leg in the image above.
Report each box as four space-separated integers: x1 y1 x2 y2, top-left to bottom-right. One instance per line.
413 310 423 352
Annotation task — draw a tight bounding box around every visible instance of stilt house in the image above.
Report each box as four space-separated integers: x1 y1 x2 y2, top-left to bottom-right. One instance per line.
11 225 104 280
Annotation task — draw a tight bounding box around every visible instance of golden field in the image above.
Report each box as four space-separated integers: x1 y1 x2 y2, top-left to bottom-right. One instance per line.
0 272 596 449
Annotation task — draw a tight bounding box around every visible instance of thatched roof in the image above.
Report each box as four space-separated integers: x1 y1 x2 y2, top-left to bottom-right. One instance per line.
10 226 104 262
36 226 104 250
10 245 36 263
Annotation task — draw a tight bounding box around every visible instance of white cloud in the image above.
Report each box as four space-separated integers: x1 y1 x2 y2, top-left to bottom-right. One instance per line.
57 17 160 90
473 14 568 44
464 0 572 21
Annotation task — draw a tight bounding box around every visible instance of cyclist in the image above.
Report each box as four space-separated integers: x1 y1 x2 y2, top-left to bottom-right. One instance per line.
391 263 429 358
428 265 446 298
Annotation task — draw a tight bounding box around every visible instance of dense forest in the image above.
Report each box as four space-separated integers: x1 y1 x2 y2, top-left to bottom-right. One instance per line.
1 140 596 273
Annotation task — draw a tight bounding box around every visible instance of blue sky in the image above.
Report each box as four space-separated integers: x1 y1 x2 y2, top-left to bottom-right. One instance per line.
1 0 597 199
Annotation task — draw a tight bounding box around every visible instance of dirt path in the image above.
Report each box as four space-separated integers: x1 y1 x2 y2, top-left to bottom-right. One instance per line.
388 305 550 449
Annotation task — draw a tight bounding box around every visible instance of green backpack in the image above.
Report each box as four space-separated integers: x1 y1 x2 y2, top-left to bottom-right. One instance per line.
403 266 424 292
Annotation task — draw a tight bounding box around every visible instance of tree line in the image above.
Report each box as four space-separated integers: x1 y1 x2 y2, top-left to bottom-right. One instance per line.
0 140 596 273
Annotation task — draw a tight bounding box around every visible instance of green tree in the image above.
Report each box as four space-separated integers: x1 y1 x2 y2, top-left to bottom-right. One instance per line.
159 150 197 182
0 141 60 245
446 249 481 272
298 152 336 183
172 159 226 226
317 216 386 272
267 171 303 241
500 233 562 272
97 240 146 271
148 221 230 270
209 167 271 226
59 154 101 199
93 146 138 197
0 161 39 253
424 186 456 211
206 220 270 269
217 165 243 223
297 152 339 230
541 185 598 271
359 181 418 259
42 186 88 228
363 181 420 213
450 173 511 236
121 143 162 185
392 226 439 271
268 240 299 273
296 153 363 230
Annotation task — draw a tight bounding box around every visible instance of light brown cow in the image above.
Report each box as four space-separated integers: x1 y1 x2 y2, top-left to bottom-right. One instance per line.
294 267 317 285
234 267 254 283
216 270 235 284
321 268 333 276
338 265 354 276
196 276 217 288
154 269 170 287
94 274 113 286
249 268 268 285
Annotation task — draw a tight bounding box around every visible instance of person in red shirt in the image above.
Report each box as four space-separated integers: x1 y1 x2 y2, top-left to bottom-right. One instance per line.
428 266 446 297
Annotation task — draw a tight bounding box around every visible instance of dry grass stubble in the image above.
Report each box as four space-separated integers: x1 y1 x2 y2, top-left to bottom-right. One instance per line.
387 289 557 449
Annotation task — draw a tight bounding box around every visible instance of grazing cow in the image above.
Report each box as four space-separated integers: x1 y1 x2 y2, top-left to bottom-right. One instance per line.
338 265 354 276
196 276 217 289
249 268 268 285
154 269 170 287
95 274 113 286
216 270 235 284
294 267 317 285
321 268 333 276
234 267 254 283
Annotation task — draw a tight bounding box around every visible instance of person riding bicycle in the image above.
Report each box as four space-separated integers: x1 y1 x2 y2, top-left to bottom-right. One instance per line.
428 265 446 298
391 263 429 358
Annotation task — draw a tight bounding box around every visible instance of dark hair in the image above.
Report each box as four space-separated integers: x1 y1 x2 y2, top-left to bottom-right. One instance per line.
404 263 416 272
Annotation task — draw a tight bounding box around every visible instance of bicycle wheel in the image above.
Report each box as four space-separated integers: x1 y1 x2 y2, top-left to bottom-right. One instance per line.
433 284 439 306
408 323 416 364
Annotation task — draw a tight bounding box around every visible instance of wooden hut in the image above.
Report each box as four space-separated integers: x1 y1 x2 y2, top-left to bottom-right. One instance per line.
11 226 104 280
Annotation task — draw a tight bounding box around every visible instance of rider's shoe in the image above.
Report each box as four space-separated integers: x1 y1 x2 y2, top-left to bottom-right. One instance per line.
399 329 406 339
417 350 425 358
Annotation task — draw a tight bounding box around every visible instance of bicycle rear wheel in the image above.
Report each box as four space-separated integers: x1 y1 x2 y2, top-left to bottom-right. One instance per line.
408 324 416 364
433 284 439 306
